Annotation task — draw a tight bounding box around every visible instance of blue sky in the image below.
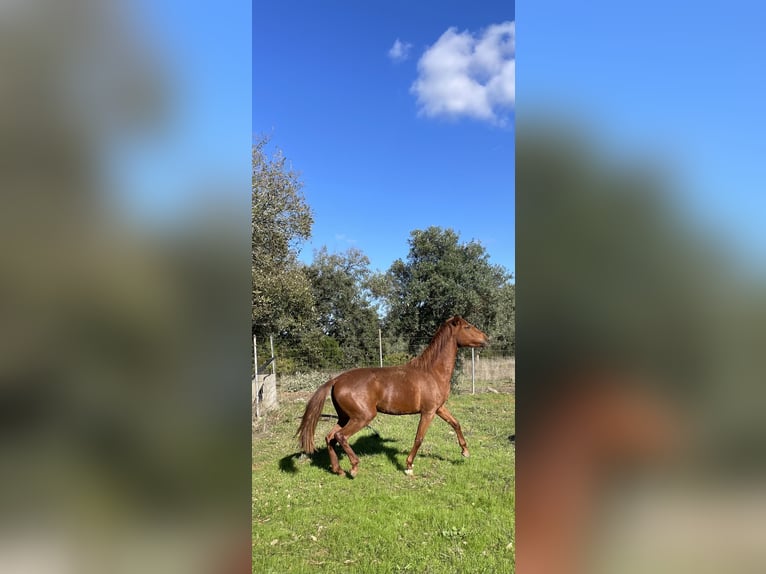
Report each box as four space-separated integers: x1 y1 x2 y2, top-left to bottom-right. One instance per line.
520 1 766 270
252 1 515 275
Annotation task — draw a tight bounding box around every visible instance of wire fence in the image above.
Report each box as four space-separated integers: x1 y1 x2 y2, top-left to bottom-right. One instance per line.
253 331 515 396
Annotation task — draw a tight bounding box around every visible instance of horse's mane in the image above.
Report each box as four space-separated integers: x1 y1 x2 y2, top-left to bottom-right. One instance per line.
408 319 456 370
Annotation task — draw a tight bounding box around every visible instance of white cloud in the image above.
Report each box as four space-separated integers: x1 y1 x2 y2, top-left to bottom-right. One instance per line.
388 38 412 62
411 21 515 125
334 233 356 245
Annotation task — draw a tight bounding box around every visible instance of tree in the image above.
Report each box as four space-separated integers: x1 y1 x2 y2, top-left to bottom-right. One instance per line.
305 247 381 368
252 135 315 342
491 282 516 356
383 227 512 355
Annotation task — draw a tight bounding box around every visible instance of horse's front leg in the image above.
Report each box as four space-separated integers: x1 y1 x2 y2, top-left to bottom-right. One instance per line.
436 404 470 458
405 411 436 475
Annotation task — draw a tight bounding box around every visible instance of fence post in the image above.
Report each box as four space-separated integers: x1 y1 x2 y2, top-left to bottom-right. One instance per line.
253 335 259 419
270 335 276 379
262 335 278 412
471 347 476 395
379 328 383 367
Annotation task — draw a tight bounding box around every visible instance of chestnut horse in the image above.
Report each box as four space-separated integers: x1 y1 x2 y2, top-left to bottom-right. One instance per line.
298 316 489 477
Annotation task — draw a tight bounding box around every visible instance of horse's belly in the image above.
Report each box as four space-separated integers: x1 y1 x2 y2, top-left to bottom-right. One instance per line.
377 404 419 416
376 380 421 415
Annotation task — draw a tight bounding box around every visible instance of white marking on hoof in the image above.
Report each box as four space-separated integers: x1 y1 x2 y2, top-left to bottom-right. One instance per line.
404 468 413 476
462 451 470 458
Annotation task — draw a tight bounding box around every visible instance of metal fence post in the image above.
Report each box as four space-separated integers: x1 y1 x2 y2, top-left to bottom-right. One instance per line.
253 335 259 419
270 335 276 379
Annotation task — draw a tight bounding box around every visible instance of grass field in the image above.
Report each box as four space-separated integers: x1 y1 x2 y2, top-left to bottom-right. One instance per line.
252 388 515 573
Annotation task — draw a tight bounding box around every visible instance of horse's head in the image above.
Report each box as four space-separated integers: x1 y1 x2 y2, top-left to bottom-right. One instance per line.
448 316 489 348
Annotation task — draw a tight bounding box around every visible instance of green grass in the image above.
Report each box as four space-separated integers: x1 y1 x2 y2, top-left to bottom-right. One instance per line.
253 390 515 573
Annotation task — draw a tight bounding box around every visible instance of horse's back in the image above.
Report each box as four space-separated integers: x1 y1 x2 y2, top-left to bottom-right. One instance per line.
332 365 440 415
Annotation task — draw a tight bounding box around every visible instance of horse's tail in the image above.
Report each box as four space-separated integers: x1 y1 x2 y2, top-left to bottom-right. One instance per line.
297 378 336 454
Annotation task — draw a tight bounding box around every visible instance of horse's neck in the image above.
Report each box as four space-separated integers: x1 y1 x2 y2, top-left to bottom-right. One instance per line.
417 339 458 386
435 346 458 386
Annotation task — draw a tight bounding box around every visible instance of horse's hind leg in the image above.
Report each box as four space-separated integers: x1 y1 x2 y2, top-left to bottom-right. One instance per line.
325 423 344 476
325 411 349 476
436 405 470 458
335 417 373 477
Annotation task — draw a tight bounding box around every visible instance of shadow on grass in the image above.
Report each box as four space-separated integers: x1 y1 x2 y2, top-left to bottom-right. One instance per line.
278 431 470 476
277 433 403 477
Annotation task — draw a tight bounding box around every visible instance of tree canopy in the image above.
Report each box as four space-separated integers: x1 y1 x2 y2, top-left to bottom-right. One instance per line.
383 226 513 354
252 136 314 339
304 247 380 367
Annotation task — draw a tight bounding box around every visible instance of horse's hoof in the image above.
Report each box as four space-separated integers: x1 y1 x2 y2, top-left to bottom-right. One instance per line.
462 451 470 458
404 468 413 476
350 468 358 478
333 468 344 476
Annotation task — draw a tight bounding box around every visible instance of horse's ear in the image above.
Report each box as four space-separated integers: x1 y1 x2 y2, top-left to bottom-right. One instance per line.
450 316 462 327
